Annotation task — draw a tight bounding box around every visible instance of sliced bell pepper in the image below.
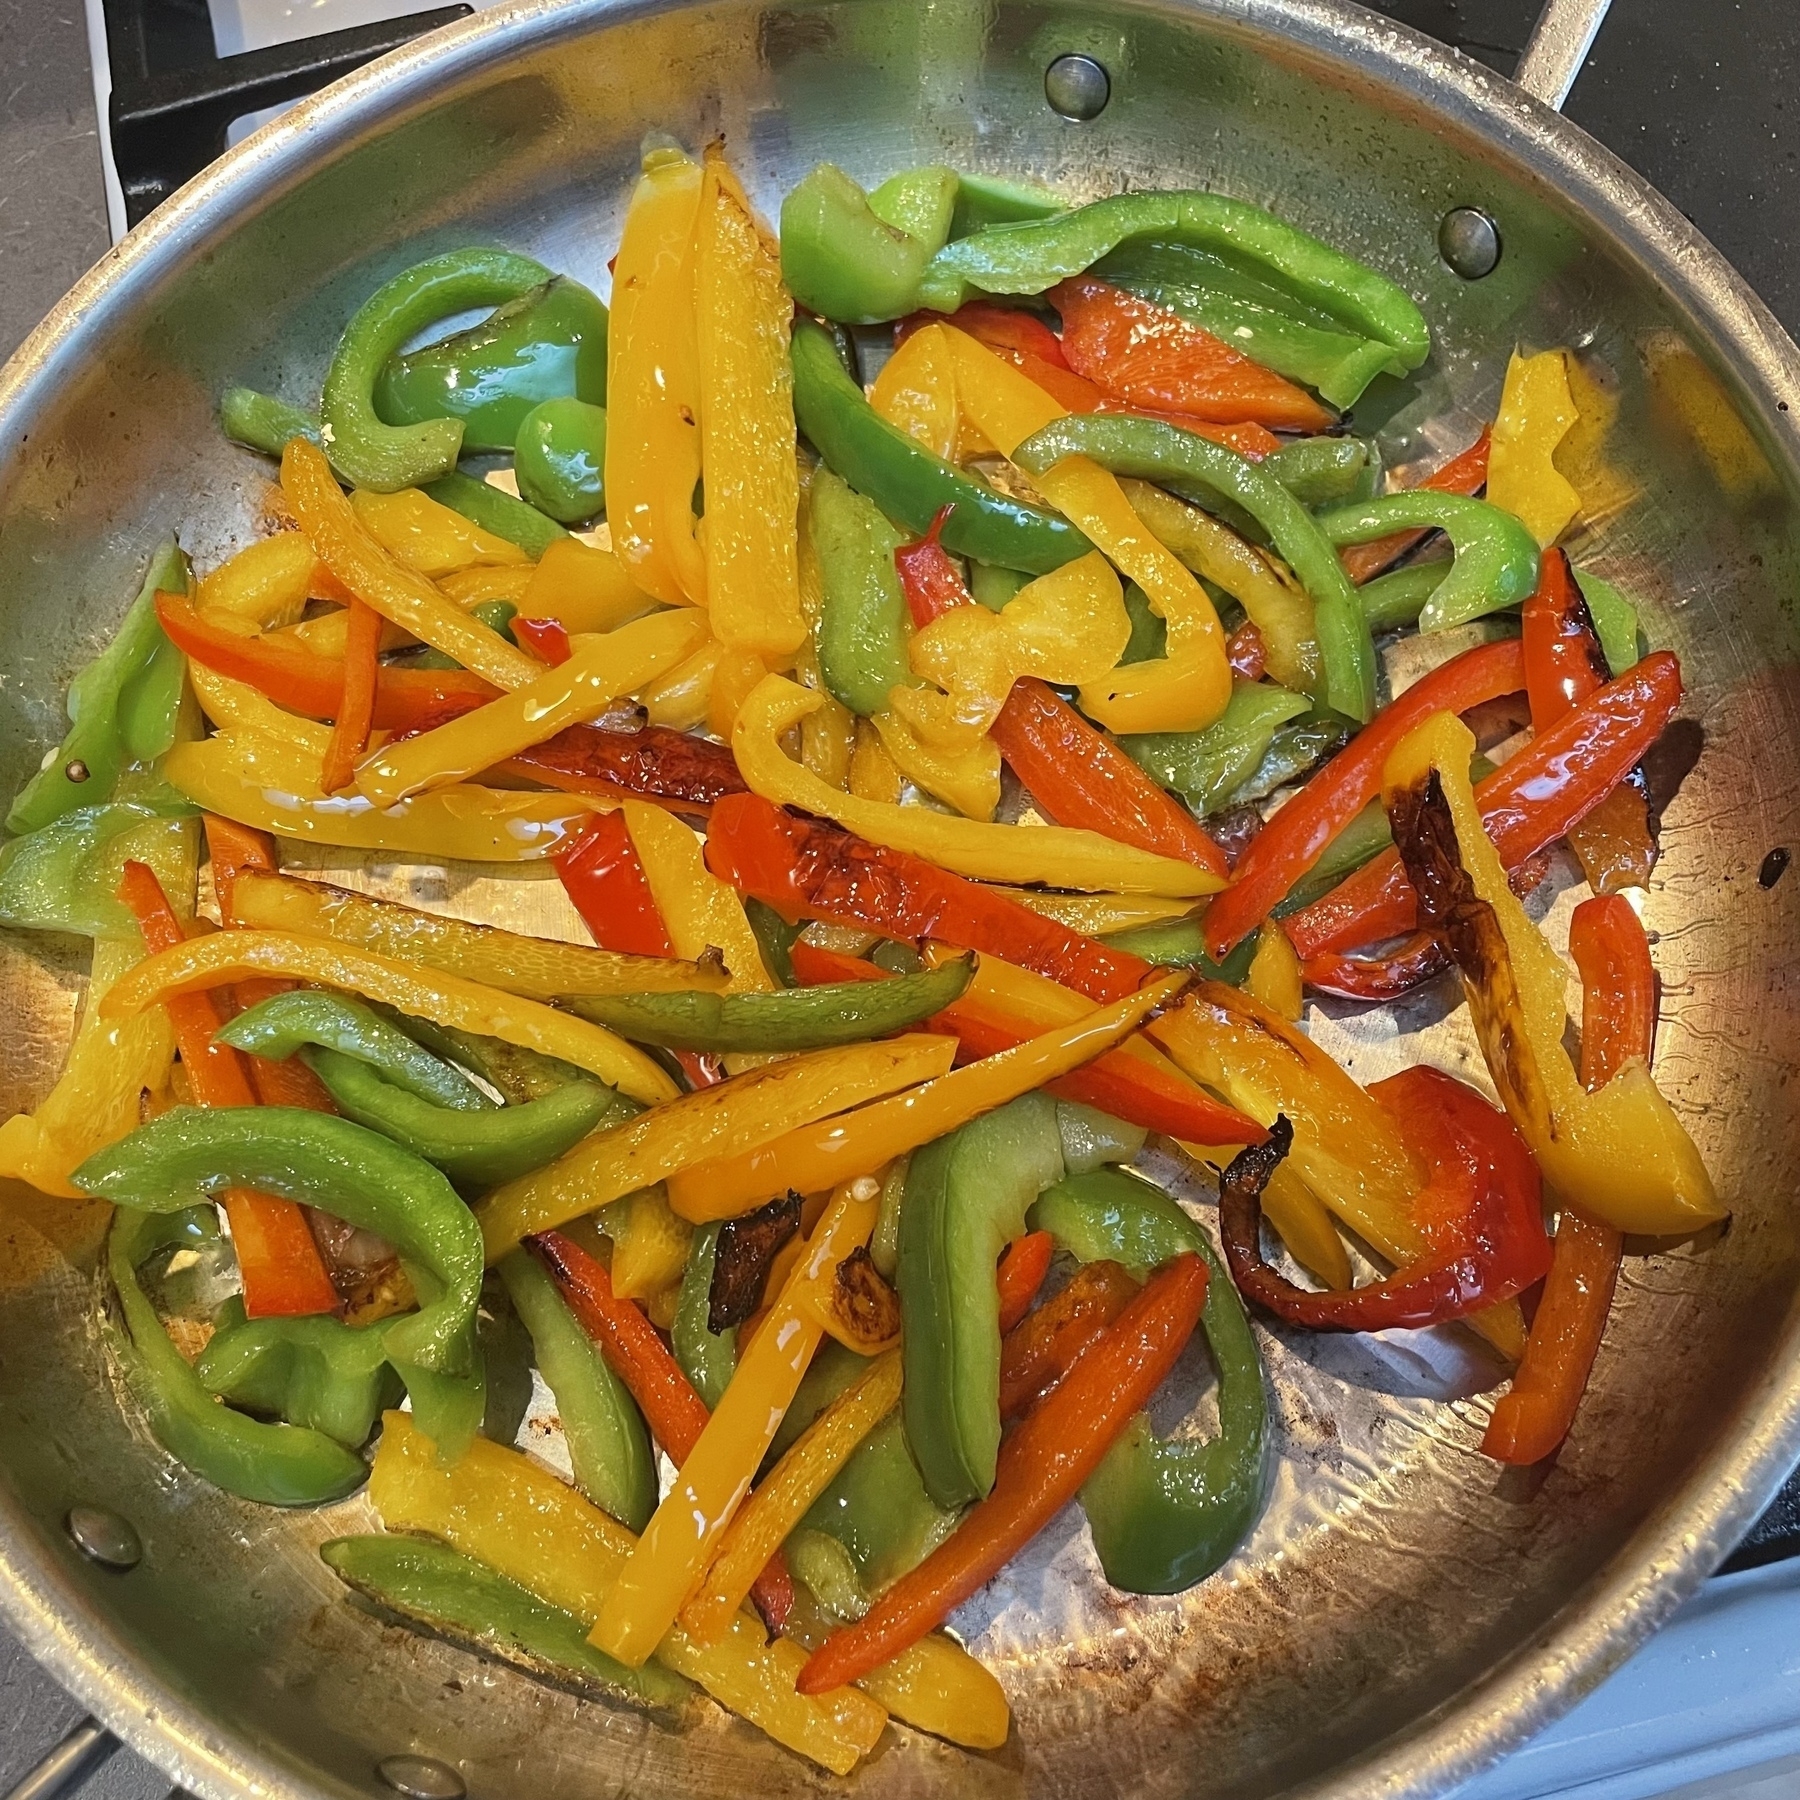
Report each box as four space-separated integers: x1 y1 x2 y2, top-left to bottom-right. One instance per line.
1204 636 1527 958
1122 679 1312 821
0 795 198 944
978 885 1193 936
368 1412 886 1774
809 466 917 716
348 487 530 577
1389 711 1720 1236
1480 893 1645 1464
997 1257 1138 1419
694 148 806 658
196 531 320 627
781 163 960 322
663 971 1188 1221
477 1035 958 1258
866 709 1001 821
995 1228 1056 1334
99 927 679 1105
556 810 672 957
507 719 745 816
732 674 1217 896
1338 431 1492 583
115 861 337 1319
893 502 972 629
1298 930 1451 1001
1051 277 1333 430
1245 920 1304 1020
319 598 381 795
512 397 607 525
798 1250 1208 1693
1521 547 1657 894
1486 348 1582 547
1286 650 1682 957
356 610 706 804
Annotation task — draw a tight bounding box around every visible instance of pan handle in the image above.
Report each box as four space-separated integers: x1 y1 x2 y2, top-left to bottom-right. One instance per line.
1513 0 1615 109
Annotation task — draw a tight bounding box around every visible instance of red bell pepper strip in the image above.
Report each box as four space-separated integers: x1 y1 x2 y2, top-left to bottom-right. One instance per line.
319 598 382 795
796 1250 1208 1694
1481 895 1646 1463
507 722 746 815
995 1230 1056 1335
1220 1065 1549 1332
1225 621 1267 681
900 303 1073 369
156 592 491 731
527 1230 793 1631
204 813 279 919
1284 650 1682 958
116 860 339 1319
1521 548 1658 895
1297 930 1451 1001
998 1257 1139 1421
786 939 1266 1147
1339 431 1492 584
511 617 573 665
989 678 1228 878
1205 637 1528 959
894 504 971 628
706 792 1151 1004
556 811 675 958
1051 277 1335 433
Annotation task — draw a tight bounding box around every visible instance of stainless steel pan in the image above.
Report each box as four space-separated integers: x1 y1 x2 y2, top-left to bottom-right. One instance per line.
2 2 1798 1796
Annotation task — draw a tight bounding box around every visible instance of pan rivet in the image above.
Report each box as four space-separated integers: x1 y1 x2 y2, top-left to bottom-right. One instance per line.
378 1755 465 1800
1439 207 1501 279
1045 54 1110 122
65 1505 142 1570
64 758 90 783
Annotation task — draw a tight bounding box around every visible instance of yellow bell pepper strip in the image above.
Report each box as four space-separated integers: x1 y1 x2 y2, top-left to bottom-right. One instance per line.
1120 478 1320 697
591 1180 880 1666
0 938 176 1197
189 664 332 756
706 646 774 741
368 1412 888 1774
622 799 772 993
848 719 902 803
868 321 993 462
354 610 706 804
227 871 722 1001
868 709 1000 820
665 970 1188 1222
982 886 1193 935
732 673 1220 897
694 149 807 658
1246 921 1304 1021
1486 349 1582 547
1385 710 1722 1236
164 729 604 862
196 531 320 628
606 146 707 608
602 1186 694 1303
476 1035 958 1258
641 636 721 730
681 1348 902 1646
437 564 537 608
282 439 545 691
891 550 1131 748
347 487 529 576
99 929 680 1106
517 537 656 634
942 327 1233 735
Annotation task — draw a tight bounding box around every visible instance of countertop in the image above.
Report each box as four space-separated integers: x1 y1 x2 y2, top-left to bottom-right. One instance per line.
0 2 1796 1796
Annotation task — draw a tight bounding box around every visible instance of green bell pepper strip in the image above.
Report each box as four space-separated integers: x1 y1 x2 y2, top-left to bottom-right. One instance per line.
792 318 1089 575
216 990 494 1110
1223 708 1353 809
1120 582 1166 664
0 795 197 941
1122 680 1312 818
322 249 553 491
1358 561 1449 634
320 1535 689 1709
513 398 607 525
7 539 192 836
420 470 568 557
373 275 609 453
196 1294 403 1449
1093 241 1405 411
780 163 958 324
1258 435 1382 506
300 1046 623 1190
1029 1165 1268 1594
106 1207 367 1505
1012 413 1376 722
387 1014 593 1103
809 465 916 717
220 387 323 456
671 1223 738 1410
401 601 518 672
1096 917 1257 986
869 1155 907 1280
120 632 188 763
897 1091 1065 1509
949 172 1065 236
499 1249 656 1530
968 563 1030 612
920 191 1431 375
561 958 971 1053
744 896 802 989
1055 1100 1148 1175
1314 493 1539 633
1573 569 1642 676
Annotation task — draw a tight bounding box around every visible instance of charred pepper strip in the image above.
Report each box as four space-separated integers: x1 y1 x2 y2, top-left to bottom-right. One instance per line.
997 1258 1138 1419
508 722 747 811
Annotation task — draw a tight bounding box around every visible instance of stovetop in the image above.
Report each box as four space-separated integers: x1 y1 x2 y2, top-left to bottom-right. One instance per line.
1 1 1798 1796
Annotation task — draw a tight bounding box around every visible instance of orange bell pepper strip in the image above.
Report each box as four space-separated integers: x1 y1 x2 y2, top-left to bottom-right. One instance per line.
204 813 279 918
1204 636 1527 960
998 1257 1139 1420
1481 893 1647 1464
503 721 746 817
115 860 338 1319
319 598 381 794
994 1229 1055 1334
797 1250 1208 1693
1339 430 1491 583
665 970 1190 1222
1052 277 1334 431
527 1231 793 1627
